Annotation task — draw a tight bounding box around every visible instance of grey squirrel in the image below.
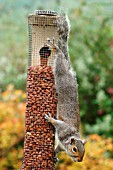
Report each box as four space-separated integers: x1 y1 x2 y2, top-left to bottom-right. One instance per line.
45 13 87 162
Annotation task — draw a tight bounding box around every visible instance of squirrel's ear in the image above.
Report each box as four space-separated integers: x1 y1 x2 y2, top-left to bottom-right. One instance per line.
82 139 87 145
65 137 75 145
70 137 75 145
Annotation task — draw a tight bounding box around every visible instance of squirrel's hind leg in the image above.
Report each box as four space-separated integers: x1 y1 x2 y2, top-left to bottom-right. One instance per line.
46 38 62 54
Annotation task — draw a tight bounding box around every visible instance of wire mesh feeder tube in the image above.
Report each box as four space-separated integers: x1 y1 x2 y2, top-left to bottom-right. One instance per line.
21 10 58 170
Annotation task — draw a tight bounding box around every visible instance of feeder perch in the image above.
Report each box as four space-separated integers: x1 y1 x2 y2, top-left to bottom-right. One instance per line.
21 10 59 170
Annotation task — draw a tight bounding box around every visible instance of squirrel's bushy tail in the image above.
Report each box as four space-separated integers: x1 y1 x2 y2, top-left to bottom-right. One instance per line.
57 12 71 68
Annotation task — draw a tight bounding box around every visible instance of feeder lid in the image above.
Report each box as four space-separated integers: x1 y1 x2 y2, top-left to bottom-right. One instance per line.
35 10 57 16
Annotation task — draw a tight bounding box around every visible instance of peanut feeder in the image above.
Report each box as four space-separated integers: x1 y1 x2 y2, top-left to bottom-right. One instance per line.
21 10 58 170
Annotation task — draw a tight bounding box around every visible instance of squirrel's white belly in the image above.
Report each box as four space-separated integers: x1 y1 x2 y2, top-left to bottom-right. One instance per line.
55 131 65 151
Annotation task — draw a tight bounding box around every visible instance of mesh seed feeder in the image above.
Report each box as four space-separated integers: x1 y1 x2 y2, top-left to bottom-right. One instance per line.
28 10 58 67
21 10 59 170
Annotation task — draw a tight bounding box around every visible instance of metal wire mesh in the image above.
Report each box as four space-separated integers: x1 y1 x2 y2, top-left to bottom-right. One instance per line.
28 11 58 67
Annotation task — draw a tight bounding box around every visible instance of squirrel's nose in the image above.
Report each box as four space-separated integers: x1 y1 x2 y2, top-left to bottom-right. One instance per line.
78 158 82 162
78 159 81 162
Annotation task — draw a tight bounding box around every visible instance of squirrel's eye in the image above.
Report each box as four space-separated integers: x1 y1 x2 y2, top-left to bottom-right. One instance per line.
72 147 77 152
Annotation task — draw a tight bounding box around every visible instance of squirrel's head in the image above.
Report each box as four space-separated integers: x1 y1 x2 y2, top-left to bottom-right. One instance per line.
65 137 87 162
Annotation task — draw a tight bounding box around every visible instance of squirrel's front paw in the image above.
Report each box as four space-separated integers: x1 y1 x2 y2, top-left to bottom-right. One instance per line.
54 151 59 163
54 156 59 164
45 113 52 122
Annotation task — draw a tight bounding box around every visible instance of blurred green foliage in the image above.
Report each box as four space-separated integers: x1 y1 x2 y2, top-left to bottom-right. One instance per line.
69 2 113 136
0 0 113 169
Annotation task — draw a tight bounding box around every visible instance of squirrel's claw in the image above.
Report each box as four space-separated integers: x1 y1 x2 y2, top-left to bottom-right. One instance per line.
45 113 52 122
54 156 59 164
54 151 59 163
47 37 55 45
48 37 54 42
44 38 56 51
